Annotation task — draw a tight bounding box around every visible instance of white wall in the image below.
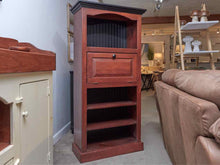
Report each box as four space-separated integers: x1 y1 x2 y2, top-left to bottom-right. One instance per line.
0 0 77 143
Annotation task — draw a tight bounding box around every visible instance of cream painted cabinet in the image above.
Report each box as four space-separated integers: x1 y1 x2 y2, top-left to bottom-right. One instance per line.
0 37 56 165
0 72 53 165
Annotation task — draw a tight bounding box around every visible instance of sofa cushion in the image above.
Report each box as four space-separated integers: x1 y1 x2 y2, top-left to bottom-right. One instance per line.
162 69 181 86
195 136 220 165
175 70 220 109
209 118 220 144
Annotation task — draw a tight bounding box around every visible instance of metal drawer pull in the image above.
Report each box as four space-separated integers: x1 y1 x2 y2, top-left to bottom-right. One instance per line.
112 54 116 59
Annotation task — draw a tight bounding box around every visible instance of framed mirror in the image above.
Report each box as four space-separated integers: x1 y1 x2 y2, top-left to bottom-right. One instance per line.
67 3 74 62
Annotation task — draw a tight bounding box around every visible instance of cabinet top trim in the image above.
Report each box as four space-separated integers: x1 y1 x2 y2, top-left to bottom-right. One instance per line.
71 0 146 15
0 37 56 74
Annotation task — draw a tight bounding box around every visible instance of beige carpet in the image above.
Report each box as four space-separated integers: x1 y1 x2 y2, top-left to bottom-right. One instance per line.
54 90 172 165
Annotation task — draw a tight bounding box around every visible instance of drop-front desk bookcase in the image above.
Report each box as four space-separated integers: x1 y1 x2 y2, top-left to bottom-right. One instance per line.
71 0 146 163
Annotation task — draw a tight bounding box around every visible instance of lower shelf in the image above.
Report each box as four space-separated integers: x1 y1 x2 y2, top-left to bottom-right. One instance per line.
87 101 136 110
0 142 9 151
87 119 136 131
73 138 143 163
87 137 136 151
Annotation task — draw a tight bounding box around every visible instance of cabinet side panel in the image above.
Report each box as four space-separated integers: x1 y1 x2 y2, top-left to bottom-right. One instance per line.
136 15 142 141
73 9 83 149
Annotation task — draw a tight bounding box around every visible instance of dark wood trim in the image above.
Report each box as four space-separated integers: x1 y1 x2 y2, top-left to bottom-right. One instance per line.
142 14 220 24
70 71 74 134
71 0 146 15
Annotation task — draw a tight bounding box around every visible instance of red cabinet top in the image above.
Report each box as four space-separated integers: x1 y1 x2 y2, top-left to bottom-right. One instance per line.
0 37 56 74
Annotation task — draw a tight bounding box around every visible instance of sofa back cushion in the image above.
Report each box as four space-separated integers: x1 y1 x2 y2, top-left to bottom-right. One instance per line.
162 69 181 86
175 70 220 109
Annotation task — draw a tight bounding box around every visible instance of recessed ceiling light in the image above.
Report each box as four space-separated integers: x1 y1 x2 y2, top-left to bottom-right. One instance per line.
217 28 220 34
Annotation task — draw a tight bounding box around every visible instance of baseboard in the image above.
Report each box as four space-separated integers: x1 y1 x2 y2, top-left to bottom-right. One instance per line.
53 121 71 145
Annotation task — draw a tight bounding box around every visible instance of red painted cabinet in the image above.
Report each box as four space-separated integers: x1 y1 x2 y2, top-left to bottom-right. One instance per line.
71 1 146 163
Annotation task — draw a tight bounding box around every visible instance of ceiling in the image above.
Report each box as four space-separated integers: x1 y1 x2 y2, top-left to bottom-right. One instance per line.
103 0 220 17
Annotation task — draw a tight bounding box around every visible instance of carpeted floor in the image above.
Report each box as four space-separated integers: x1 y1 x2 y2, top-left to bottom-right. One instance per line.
54 90 172 165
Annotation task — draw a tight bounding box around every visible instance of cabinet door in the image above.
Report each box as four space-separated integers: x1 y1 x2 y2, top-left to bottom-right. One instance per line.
20 80 50 165
87 53 137 84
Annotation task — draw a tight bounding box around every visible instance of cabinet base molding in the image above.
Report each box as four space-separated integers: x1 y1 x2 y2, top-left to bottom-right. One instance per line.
72 141 144 163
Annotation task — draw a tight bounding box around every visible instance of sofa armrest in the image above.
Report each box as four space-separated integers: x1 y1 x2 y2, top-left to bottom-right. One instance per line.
177 93 220 164
209 118 220 144
155 80 220 164
195 136 220 165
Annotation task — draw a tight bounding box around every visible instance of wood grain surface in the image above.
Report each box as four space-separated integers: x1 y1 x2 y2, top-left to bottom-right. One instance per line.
0 37 56 73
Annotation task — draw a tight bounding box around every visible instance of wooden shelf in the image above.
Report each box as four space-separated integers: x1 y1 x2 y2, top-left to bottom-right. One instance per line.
0 142 9 151
175 50 219 57
181 21 219 31
87 137 136 151
87 101 136 110
87 119 136 131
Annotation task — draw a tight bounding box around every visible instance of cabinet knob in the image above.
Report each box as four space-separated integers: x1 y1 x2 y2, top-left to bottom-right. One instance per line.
22 111 29 118
112 54 116 59
14 159 20 165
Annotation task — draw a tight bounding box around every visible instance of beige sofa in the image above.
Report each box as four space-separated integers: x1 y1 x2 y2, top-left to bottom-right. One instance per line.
155 69 220 165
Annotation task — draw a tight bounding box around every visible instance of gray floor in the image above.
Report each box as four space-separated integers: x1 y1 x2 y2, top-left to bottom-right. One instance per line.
54 90 172 165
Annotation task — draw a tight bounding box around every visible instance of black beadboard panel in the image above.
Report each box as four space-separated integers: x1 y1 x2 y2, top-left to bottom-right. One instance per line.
87 18 127 48
87 87 136 104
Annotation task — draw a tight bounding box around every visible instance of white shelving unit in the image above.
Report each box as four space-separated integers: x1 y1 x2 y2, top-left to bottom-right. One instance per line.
172 6 219 70
181 21 219 30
